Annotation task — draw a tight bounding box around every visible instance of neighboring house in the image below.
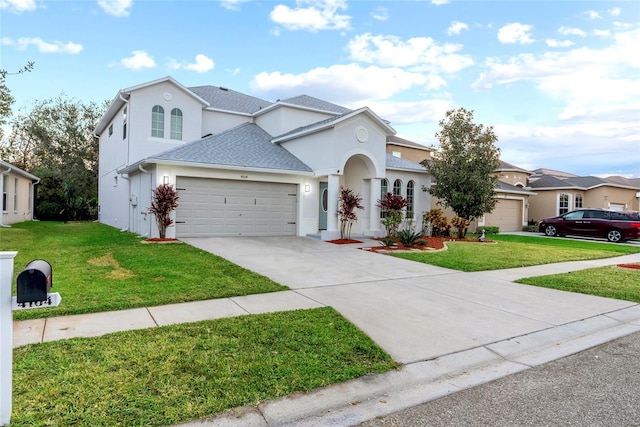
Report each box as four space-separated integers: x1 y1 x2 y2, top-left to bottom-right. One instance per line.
428 160 536 232
528 171 640 221
94 76 431 240
0 160 40 226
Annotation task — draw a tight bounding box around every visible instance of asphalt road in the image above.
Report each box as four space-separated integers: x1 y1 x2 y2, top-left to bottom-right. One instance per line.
360 331 640 427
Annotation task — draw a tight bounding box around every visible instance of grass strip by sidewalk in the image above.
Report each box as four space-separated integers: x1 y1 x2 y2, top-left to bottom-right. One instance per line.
517 265 640 303
12 307 397 427
0 222 285 321
392 234 640 272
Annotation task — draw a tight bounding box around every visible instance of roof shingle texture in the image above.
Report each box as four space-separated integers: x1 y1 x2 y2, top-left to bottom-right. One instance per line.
188 85 271 114
279 95 352 114
385 154 428 172
151 123 312 172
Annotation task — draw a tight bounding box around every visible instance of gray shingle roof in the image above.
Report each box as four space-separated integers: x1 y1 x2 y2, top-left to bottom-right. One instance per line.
385 154 428 172
188 86 271 114
529 175 572 188
496 180 536 194
151 123 312 172
279 95 351 114
274 111 351 140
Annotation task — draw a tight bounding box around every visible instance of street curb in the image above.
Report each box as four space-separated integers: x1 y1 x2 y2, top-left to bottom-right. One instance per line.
177 306 640 426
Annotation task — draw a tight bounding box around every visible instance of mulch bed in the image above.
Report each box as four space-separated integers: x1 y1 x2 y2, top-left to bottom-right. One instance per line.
365 236 492 252
328 239 364 244
617 263 640 270
142 238 182 244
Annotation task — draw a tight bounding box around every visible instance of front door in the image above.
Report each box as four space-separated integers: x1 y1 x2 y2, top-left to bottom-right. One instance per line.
319 182 328 230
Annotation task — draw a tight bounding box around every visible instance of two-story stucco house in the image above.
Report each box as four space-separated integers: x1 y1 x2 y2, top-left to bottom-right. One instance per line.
94 76 432 240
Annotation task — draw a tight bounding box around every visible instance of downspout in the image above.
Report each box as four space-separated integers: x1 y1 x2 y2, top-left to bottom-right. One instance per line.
119 93 130 166
0 168 11 227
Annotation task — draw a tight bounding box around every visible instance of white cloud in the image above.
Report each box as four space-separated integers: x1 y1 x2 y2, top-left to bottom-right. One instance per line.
447 21 469 36
473 28 640 124
585 10 601 19
558 26 587 37
0 0 36 13
431 0 449 5
97 0 132 17
347 33 474 74
546 39 574 48
608 7 621 17
372 6 388 22
594 29 611 37
366 99 454 125
119 50 156 70
2 37 83 54
497 23 535 44
270 0 350 32
168 54 214 73
250 63 433 105
219 0 249 11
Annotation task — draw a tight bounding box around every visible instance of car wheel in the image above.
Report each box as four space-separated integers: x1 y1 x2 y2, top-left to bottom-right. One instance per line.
606 229 623 243
545 225 558 237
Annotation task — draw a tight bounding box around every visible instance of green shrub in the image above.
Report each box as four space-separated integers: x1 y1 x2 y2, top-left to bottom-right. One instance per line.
476 226 500 234
522 225 538 232
397 229 423 246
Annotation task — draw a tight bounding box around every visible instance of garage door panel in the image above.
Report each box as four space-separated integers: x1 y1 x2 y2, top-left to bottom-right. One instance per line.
485 199 521 232
176 177 298 237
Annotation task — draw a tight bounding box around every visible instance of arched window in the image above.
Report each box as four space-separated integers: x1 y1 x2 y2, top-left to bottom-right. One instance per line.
406 181 415 218
170 108 183 140
151 105 164 138
380 179 388 218
575 194 583 209
393 179 402 196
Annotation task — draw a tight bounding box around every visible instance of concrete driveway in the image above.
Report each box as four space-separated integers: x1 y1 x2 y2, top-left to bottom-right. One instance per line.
182 236 639 364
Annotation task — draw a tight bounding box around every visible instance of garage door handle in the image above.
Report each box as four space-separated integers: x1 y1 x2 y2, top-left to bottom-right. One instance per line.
176 221 186 224
287 222 296 224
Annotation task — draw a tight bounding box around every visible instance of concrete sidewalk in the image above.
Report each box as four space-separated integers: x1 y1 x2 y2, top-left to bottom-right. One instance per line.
12 236 640 426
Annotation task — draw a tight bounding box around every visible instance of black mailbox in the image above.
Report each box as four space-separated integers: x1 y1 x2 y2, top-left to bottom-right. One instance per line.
17 260 52 303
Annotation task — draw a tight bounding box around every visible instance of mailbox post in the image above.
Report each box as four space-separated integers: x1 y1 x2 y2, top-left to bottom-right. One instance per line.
0 252 17 427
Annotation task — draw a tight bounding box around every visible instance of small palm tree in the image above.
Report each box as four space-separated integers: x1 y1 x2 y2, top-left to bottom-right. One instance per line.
148 184 179 239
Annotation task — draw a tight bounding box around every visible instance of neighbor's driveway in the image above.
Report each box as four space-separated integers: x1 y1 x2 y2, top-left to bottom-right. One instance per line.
182 237 639 364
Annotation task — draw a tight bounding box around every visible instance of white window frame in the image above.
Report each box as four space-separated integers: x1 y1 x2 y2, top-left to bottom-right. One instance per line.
406 180 415 218
151 105 165 138
170 108 183 140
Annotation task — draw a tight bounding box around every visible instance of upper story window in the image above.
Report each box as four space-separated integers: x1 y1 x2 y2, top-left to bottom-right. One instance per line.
170 108 183 140
575 194 583 209
122 107 127 139
406 180 415 218
151 105 165 138
559 193 569 215
393 179 402 196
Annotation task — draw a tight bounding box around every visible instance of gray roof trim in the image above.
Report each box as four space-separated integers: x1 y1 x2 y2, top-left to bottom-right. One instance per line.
498 160 531 174
0 160 40 181
189 85 271 115
386 135 433 151
530 174 638 191
385 154 428 173
495 180 536 195
272 107 396 143
143 123 313 173
253 95 351 118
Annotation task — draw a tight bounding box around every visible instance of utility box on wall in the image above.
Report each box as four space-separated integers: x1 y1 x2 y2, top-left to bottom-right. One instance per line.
16 260 52 304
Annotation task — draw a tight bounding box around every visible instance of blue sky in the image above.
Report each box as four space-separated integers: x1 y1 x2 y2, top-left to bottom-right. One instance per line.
2 0 639 178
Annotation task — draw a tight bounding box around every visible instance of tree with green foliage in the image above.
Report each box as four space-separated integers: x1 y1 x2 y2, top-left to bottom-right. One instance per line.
0 62 34 142
2 94 107 221
425 108 500 236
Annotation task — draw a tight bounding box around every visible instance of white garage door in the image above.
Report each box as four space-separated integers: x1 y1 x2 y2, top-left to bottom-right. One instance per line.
484 199 522 232
175 177 298 237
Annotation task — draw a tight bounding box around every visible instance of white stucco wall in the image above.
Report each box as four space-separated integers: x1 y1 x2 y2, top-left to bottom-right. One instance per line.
202 110 251 137
256 106 334 137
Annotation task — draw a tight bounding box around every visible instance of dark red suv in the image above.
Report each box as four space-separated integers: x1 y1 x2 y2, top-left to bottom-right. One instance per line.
539 209 640 243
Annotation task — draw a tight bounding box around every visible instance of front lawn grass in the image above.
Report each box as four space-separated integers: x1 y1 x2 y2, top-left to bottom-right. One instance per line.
392 234 640 272
0 222 285 320
517 265 640 303
12 307 396 427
